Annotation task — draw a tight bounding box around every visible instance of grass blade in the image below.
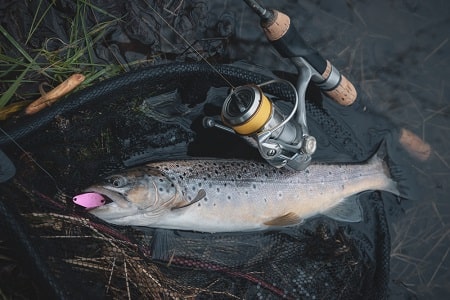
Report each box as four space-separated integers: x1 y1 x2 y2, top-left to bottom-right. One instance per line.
25 0 56 45
0 63 32 108
0 25 34 64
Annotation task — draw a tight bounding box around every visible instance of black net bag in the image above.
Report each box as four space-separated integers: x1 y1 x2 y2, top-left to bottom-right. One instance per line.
0 62 398 299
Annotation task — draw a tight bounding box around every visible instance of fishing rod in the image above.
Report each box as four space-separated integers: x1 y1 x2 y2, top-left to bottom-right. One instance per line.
205 0 358 170
232 0 431 163
242 0 357 106
0 1 430 184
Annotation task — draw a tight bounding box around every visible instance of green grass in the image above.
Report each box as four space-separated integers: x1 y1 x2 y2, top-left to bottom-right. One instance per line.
0 0 133 110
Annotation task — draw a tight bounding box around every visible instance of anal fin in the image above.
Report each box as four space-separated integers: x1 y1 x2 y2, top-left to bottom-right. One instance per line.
322 195 363 223
264 212 302 226
150 228 176 261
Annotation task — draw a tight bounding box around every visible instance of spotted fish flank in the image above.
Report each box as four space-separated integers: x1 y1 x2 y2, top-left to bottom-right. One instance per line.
85 152 399 233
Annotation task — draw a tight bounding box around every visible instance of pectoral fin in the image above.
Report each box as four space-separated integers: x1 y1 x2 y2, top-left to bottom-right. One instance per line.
172 189 206 210
264 212 302 226
322 195 363 223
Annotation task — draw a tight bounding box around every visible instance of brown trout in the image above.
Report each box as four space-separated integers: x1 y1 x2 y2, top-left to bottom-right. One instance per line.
85 153 398 232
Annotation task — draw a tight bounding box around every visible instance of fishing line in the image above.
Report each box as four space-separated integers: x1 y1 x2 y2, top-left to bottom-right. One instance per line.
146 1 236 89
1 2 241 192
0 126 62 192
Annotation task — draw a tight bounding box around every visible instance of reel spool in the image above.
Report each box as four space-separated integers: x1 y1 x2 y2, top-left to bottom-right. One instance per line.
204 77 316 171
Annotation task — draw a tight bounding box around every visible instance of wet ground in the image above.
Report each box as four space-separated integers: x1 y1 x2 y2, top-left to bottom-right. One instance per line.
225 0 450 298
1 0 449 298
121 0 450 297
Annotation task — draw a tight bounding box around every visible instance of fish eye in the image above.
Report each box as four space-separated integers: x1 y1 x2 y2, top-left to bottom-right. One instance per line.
106 175 127 188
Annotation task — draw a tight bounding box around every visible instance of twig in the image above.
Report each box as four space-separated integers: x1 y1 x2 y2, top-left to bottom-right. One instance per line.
398 128 431 161
427 247 449 287
106 257 116 294
424 38 448 62
124 258 131 300
422 229 450 262
25 73 85 114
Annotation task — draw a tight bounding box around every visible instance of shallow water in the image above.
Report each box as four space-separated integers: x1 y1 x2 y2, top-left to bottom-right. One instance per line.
1 0 449 298
160 0 449 297
214 0 450 298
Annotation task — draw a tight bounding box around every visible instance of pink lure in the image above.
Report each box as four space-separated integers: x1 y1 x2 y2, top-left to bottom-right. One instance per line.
73 192 106 209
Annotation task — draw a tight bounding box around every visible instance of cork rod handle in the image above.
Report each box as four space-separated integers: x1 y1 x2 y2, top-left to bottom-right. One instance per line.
261 10 358 106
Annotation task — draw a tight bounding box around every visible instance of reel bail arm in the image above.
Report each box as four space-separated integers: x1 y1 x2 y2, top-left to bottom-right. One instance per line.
203 66 316 171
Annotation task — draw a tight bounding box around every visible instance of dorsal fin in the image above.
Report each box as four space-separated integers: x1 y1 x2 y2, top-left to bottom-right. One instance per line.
264 212 301 226
171 189 206 210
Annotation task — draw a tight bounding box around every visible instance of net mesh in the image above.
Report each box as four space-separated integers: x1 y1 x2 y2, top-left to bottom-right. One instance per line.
0 63 394 299
0 0 399 298
1 185 390 299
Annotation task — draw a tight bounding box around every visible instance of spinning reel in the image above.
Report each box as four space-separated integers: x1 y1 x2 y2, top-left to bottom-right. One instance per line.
204 0 358 171
204 68 316 171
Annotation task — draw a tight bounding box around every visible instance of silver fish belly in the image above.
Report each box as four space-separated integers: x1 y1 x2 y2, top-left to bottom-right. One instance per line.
86 155 398 232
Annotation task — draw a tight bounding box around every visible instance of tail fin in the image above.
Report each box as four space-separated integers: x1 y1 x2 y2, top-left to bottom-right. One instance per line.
366 142 400 196
376 133 421 201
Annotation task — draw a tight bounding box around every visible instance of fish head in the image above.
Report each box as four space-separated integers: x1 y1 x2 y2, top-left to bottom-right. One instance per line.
84 166 178 225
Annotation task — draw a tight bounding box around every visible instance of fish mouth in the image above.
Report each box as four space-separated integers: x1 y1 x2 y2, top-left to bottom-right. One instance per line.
83 185 140 223
83 185 131 209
